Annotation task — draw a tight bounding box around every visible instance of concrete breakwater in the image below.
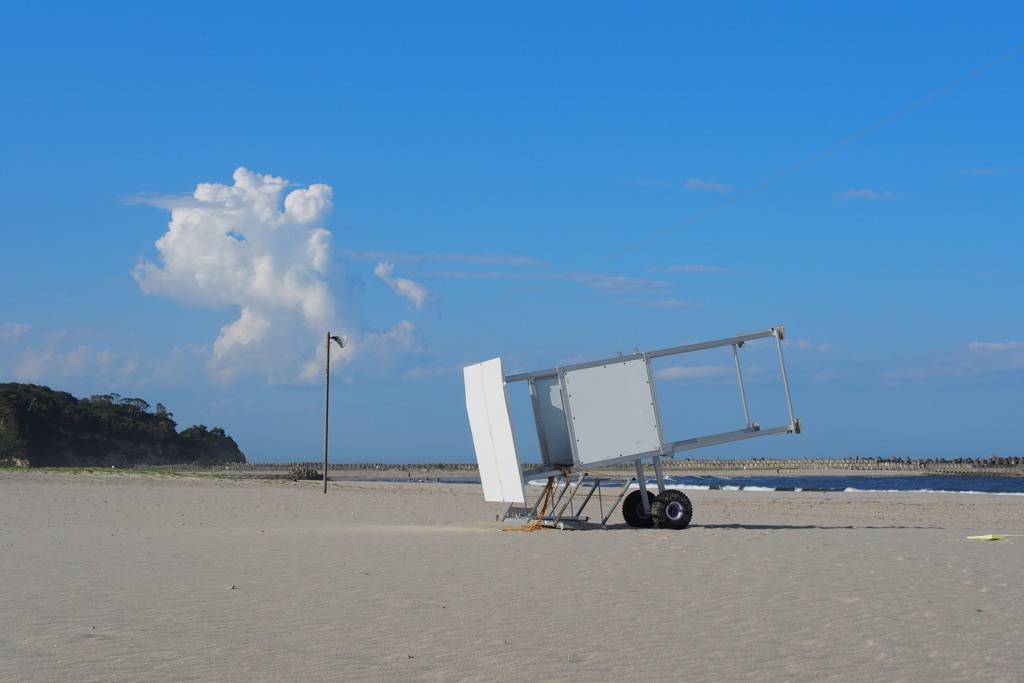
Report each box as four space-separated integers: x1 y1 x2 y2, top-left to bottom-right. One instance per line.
660 457 1024 477
171 456 1024 478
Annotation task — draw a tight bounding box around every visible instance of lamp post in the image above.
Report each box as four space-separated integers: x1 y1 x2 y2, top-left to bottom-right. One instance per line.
324 332 346 493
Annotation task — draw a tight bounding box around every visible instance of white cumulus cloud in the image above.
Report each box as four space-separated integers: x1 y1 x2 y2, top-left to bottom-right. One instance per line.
133 167 428 385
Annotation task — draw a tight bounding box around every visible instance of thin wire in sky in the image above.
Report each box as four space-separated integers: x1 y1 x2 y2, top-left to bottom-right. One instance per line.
437 43 1024 322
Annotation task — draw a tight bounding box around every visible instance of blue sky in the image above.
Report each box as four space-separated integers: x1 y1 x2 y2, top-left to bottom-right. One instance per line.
2 2 1021 464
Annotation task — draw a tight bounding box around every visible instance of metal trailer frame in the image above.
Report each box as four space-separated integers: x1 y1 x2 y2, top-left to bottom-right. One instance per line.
463 326 801 529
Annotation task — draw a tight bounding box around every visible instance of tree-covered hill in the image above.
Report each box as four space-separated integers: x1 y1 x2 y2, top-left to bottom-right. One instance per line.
0 383 245 467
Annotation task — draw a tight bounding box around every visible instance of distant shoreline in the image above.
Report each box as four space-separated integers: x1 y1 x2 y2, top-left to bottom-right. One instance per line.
11 457 1020 479
124 456 1023 479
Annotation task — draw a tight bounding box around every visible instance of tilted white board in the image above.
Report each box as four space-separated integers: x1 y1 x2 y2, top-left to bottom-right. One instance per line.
562 358 662 467
463 358 526 503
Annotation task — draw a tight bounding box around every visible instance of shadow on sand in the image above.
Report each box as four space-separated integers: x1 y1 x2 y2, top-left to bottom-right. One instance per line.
586 522 937 531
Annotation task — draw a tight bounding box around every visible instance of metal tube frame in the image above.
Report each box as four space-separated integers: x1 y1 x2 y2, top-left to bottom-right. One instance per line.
491 326 799 529
505 326 798 466
732 343 751 428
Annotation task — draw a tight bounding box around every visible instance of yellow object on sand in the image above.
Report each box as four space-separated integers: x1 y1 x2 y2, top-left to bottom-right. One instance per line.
967 534 1024 541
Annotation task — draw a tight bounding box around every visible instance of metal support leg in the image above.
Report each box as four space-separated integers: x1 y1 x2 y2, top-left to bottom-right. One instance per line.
523 477 551 522
601 477 636 526
575 481 601 516
552 474 588 524
774 328 797 428
549 476 572 514
634 460 651 514
652 455 666 494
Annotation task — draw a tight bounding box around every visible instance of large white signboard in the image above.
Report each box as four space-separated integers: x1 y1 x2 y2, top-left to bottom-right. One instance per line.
463 358 526 503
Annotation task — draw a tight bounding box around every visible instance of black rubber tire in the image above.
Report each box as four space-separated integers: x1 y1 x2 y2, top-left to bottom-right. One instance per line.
622 490 657 528
651 489 693 530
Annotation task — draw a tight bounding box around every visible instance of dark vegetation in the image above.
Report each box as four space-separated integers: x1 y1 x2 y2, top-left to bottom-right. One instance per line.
0 383 245 468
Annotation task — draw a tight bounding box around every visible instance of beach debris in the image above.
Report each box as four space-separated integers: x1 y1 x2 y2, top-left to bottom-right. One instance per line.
967 534 1023 541
464 326 800 530
289 463 321 481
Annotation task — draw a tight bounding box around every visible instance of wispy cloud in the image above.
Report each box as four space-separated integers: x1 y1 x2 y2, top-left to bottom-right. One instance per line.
341 249 549 269
628 178 734 192
629 178 674 189
969 341 1022 351
885 340 1024 383
0 323 31 341
837 189 910 201
655 364 732 381
784 339 833 353
122 192 198 210
810 369 845 383
405 268 673 296
14 345 140 383
352 246 695 309
684 178 733 192
612 298 701 309
647 264 742 275
358 320 423 377
405 270 533 281
374 262 429 310
0 326 142 387
403 364 464 380
953 167 1018 175
571 273 672 295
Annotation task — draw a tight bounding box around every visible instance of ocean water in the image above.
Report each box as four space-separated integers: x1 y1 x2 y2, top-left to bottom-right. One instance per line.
428 474 1024 495
656 474 1024 496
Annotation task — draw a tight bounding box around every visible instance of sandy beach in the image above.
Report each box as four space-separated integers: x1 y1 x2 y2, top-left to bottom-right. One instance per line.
1 471 1021 681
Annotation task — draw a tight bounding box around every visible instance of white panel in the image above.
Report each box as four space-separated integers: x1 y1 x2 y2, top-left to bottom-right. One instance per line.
562 358 662 467
463 358 526 503
532 376 574 467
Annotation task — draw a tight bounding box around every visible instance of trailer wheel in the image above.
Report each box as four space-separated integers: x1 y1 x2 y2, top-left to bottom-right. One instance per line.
652 490 693 530
622 490 656 528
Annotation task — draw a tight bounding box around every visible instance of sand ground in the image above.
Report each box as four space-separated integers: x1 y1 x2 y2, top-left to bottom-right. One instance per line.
1 471 1021 681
